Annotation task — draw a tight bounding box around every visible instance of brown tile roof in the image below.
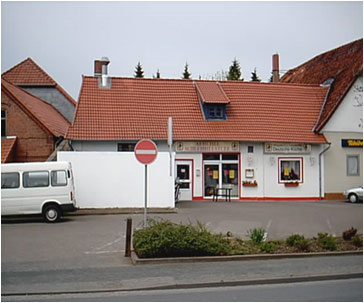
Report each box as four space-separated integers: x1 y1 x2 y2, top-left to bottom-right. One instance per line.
67 77 328 144
2 57 76 106
1 137 16 163
195 81 230 104
280 39 363 131
2 79 70 137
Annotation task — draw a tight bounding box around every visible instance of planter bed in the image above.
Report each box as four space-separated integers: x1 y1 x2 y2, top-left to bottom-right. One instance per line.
131 250 362 265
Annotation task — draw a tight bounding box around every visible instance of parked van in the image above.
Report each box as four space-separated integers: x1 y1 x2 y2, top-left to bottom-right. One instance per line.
1 161 77 222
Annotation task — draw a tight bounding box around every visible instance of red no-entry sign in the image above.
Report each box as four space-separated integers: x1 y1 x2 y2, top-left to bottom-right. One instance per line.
134 139 158 165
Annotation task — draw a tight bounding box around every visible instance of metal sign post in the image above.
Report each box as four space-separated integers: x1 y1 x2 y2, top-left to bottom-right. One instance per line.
134 139 158 228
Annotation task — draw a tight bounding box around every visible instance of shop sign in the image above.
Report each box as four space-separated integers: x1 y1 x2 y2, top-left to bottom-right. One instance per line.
341 139 363 148
175 141 239 152
264 143 311 154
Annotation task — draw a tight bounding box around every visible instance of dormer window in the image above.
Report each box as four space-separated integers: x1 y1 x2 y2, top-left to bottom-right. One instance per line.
203 103 227 120
194 81 230 121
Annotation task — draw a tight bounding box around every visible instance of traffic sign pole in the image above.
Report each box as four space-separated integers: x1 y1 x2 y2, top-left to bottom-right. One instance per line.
144 164 147 227
134 139 158 228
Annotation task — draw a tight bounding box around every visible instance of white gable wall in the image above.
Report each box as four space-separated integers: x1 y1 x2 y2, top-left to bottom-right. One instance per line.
322 76 363 133
321 76 363 195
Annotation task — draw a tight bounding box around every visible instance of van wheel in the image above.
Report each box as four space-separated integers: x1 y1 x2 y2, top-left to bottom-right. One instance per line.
349 194 358 203
43 204 61 223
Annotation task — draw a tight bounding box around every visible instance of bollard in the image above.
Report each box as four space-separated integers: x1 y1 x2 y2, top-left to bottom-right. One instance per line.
125 217 132 257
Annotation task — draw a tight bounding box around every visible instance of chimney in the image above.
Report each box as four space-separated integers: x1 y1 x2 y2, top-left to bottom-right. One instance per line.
94 57 111 88
272 53 280 82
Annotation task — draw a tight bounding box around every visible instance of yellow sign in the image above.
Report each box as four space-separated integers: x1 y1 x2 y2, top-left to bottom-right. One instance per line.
213 170 219 180
229 170 235 179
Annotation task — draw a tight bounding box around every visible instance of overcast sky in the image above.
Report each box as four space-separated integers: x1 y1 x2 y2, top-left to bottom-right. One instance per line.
1 1 363 100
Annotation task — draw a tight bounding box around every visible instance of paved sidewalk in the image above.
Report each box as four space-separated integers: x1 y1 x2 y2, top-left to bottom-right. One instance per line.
2 255 362 297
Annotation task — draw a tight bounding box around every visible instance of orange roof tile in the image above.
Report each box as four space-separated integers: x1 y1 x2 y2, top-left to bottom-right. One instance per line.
280 39 363 131
2 58 76 106
1 137 16 163
2 79 70 137
67 77 327 144
195 81 230 104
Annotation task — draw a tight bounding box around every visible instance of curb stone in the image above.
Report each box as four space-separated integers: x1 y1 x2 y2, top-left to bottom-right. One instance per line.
130 250 363 265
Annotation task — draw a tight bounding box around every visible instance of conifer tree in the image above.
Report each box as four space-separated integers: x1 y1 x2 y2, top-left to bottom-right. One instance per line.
227 58 243 81
250 68 261 82
156 69 161 79
134 62 144 78
182 63 191 79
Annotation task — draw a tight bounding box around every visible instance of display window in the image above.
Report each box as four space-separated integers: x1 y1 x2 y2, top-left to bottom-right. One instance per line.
278 157 303 183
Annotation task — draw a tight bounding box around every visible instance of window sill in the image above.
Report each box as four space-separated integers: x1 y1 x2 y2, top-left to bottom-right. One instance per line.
284 182 300 187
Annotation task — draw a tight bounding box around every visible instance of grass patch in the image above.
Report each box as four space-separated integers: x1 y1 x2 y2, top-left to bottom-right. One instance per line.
133 219 362 258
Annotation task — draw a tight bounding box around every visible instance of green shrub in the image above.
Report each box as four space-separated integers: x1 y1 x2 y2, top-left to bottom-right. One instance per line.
317 232 337 251
286 234 310 251
133 219 231 258
260 242 277 253
342 227 357 241
248 228 265 245
351 235 363 247
286 234 305 246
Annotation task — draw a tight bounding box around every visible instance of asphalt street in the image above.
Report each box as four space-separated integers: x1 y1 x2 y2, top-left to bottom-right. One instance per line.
4 278 363 302
1 200 363 301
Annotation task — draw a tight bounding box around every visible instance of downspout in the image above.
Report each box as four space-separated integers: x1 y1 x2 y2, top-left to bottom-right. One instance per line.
319 142 331 200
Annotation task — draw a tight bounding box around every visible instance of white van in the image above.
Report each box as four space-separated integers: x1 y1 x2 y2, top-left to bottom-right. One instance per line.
1 161 77 223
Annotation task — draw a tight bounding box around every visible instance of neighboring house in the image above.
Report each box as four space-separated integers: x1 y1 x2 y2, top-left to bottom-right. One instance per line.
281 39 363 199
66 58 330 201
1 58 75 162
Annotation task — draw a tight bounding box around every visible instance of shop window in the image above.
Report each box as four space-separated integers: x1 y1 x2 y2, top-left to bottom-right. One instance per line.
118 143 136 151
347 155 360 176
222 154 238 160
203 154 220 160
1 110 6 137
279 158 302 183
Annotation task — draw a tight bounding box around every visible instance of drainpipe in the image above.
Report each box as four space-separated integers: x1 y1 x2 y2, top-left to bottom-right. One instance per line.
319 142 331 200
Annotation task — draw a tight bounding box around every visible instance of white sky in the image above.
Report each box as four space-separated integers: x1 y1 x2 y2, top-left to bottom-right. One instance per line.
1 1 363 100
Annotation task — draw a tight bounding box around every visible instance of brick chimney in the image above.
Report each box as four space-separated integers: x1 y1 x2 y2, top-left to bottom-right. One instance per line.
272 54 280 82
94 57 111 88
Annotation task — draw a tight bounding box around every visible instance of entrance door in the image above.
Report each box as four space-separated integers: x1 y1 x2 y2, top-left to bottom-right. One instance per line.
176 161 192 201
204 164 219 197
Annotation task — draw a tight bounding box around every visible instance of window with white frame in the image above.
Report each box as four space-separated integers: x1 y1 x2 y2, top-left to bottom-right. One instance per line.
279 158 303 183
347 155 360 176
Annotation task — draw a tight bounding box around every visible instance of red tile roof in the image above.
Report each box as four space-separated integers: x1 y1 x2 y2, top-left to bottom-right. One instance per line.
195 81 230 104
2 79 70 137
1 137 16 163
280 39 363 131
67 77 328 144
2 57 76 106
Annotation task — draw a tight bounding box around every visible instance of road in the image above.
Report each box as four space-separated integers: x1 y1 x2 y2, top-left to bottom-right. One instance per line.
2 200 363 301
3 278 363 301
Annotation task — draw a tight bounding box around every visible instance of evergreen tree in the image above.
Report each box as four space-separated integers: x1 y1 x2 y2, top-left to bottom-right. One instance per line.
227 58 243 81
134 62 144 78
182 63 191 79
153 69 161 79
250 68 261 82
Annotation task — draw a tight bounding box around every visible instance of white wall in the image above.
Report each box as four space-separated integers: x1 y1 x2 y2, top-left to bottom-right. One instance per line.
58 151 175 209
322 76 363 133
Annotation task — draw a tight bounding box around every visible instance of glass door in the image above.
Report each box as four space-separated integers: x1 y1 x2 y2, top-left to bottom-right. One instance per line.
204 164 219 197
176 161 192 200
222 163 239 197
